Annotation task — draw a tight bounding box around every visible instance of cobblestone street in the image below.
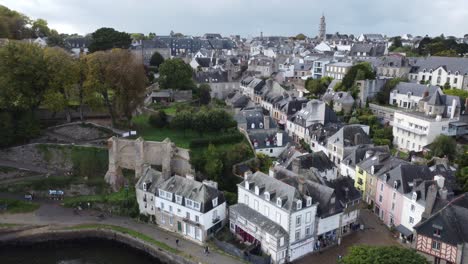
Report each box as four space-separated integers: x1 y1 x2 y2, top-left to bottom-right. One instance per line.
295 209 400 264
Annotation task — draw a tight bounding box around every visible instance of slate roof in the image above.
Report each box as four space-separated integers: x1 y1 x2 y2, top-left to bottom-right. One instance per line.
230 203 288 238
291 100 337 127
136 166 164 193
392 82 439 97
342 145 390 168
322 91 355 105
414 193 468 246
249 130 289 149
379 164 435 194
308 122 344 145
157 175 225 213
240 171 303 212
328 125 372 148
350 43 386 57
423 90 461 108
409 56 468 75
283 98 309 116
293 151 335 173
226 92 250 108
194 70 228 83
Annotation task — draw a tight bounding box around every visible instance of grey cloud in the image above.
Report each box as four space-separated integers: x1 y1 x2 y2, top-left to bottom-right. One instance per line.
0 0 467 37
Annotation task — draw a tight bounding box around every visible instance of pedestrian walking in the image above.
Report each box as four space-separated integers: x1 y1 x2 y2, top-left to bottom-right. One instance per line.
176 239 179 247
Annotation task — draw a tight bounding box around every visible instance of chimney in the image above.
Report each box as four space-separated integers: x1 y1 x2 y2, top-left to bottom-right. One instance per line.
354 133 362 145
202 180 218 190
268 166 275 177
423 90 429 98
263 115 270 129
186 174 195 181
438 187 448 200
298 177 305 194
423 184 438 218
244 170 253 179
450 98 457 119
434 175 445 189
276 132 283 146
292 158 300 174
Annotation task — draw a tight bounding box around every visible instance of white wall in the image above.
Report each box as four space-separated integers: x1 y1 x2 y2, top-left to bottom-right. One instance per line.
415 67 464 89
400 195 425 231
317 213 341 236
340 163 356 180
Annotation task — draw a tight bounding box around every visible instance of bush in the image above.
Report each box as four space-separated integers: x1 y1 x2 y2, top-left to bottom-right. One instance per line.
148 110 168 128
189 133 244 148
224 191 237 205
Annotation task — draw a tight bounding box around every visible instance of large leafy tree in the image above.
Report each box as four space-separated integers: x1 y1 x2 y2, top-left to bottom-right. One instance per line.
31 18 50 37
84 49 147 126
306 77 332 97
375 78 403 105
197 84 211 105
43 47 79 122
430 135 457 160
158 58 195 90
88 27 132 53
0 5 32 39
342 246 428 264
341 62 375 90
0 41 49 111
149 52 165 68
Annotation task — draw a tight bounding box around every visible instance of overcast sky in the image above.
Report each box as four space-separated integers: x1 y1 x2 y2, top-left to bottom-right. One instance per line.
1 0 467 38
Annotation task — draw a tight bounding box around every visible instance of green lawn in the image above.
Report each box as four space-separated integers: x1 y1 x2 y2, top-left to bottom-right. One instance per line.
66 224 180 254
0 199 40 214
133 114 240 149
63 187 135 207
149 102 190 116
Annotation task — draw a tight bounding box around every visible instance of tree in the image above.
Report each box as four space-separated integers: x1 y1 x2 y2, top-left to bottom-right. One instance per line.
148 110 167 128
158 58 195 90
171 111 192 136
47 29 65 47
43 47 80 122
430 135 457 160
88 27 132 53
198 84 211 105
375 78 403 105
0 42 49 111
32 18 50 37
204 144 223 182
192 110 209 136
341 62 375 91
0 112 14 147
149 52 165 68
0 5 32 39
342 245 428 264
295 33 306 40
389 36 402 51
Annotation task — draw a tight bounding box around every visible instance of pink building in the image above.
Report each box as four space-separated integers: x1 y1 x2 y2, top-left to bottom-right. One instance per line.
373 164 433 227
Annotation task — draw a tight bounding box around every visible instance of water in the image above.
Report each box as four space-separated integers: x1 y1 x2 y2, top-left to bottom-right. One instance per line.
0 238 162 264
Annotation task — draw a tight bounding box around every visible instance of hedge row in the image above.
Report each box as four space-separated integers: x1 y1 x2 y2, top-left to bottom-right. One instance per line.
189 133 244 148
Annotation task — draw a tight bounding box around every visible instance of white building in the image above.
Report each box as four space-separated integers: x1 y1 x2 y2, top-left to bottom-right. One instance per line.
324 62 353 80
408 56 468 90
136 170 226 244
286 100 337 142
393 90 461 152
230 171 318 263
389 82 439 109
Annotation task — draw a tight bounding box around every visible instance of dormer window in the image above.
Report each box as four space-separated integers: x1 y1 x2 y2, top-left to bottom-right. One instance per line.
265 192 270 201
433 226 442 238
306 197 312 207
255 186 260 195
176 195 182 204
212 197 218 207
276 197 282 208
259 122 264 129
412 191 418 201
296 200 302 210
393 181 399 189
143 182 147 191
245 181 250 190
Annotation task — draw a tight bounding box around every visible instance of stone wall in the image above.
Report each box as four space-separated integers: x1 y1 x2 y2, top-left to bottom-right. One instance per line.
0 228 196 264
105 137 192 190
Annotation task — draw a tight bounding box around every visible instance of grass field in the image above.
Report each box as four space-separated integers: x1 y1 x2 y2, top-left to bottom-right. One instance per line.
132 114 241 149
0 198 40 214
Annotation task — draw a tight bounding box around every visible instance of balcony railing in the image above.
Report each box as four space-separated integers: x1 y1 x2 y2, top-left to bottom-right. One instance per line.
394 123 428 135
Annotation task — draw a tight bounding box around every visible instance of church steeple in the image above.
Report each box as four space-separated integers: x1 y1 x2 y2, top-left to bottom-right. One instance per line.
319 13 326 41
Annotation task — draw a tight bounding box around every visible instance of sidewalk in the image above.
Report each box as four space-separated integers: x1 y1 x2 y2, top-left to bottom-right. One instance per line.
0 202 241 264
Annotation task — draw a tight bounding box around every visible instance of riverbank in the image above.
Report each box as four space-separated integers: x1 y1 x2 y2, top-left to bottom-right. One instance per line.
0 225 196 264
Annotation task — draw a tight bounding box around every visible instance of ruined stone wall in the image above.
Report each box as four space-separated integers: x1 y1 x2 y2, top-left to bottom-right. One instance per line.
105 137 192 190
